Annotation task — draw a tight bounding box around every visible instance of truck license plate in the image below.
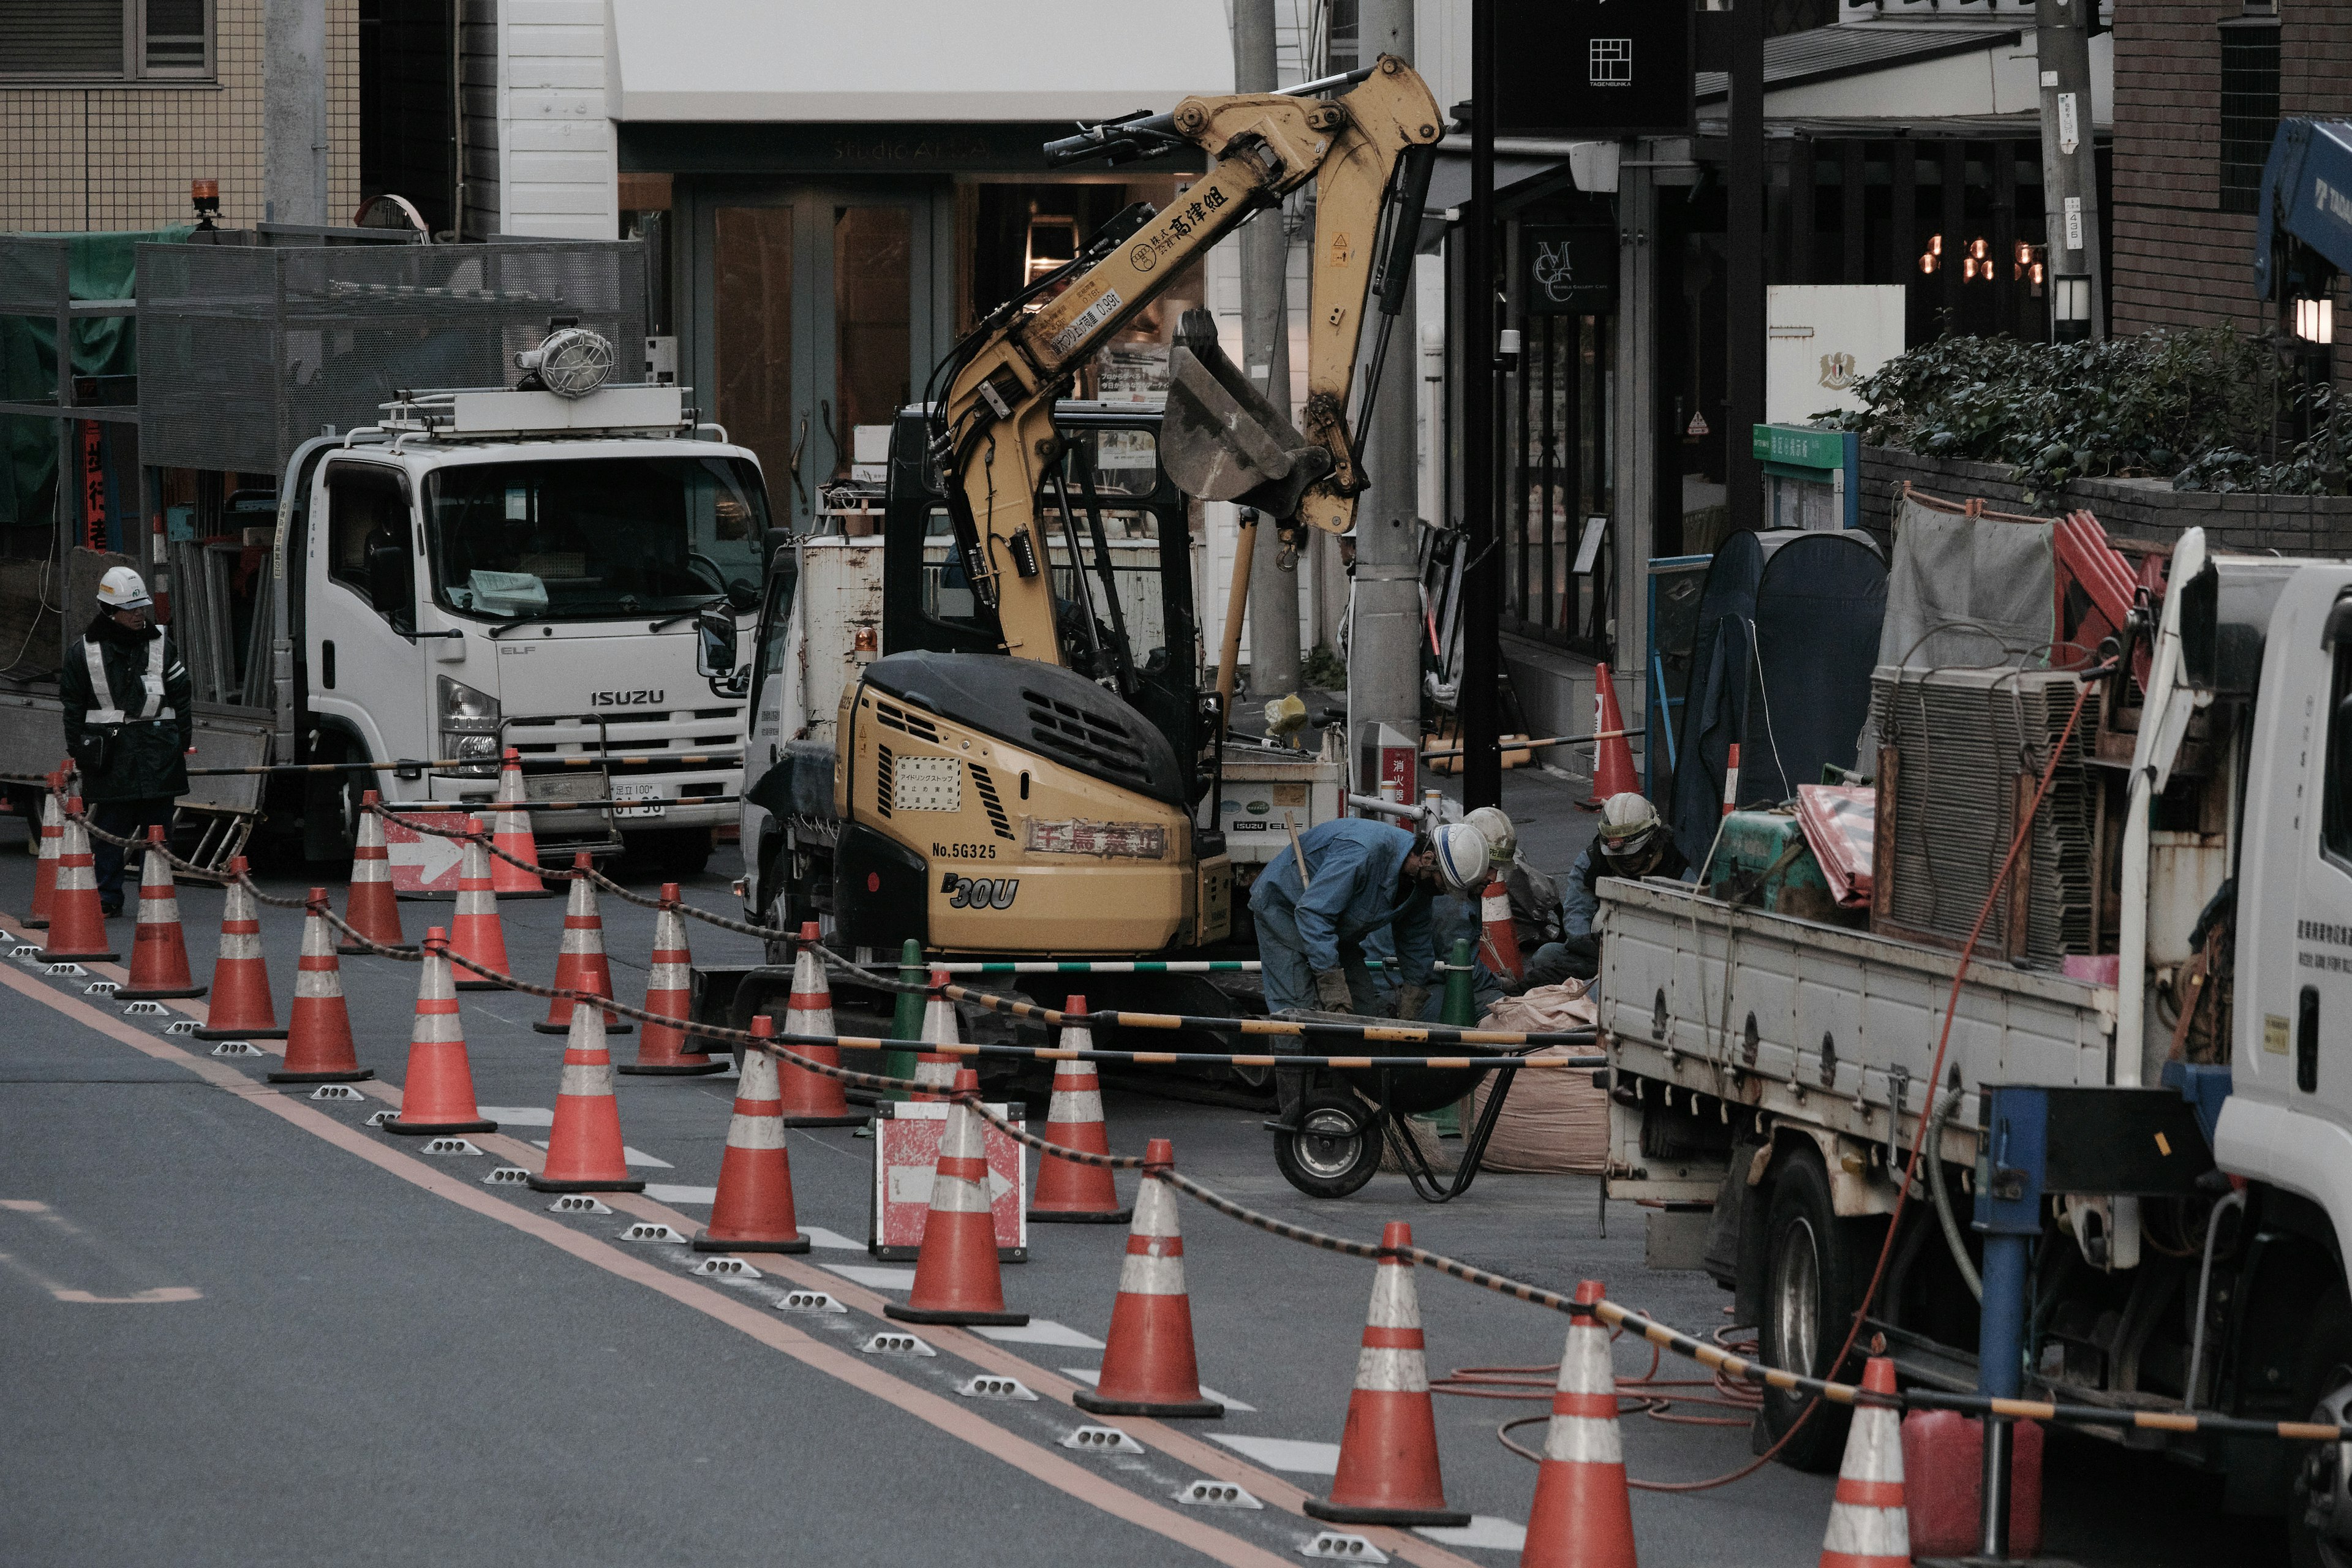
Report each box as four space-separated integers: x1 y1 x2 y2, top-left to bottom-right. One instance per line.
612 781 668 820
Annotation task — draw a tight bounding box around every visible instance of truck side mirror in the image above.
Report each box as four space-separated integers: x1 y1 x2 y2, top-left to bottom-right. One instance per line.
368 543 412 621
695 604 737 677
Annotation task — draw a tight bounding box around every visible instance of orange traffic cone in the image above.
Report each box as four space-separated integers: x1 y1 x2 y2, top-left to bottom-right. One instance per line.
382 928 497 1135
270 891 372 1083
619 883 726 1076
448 824 510 992
885 1067 1025 1327
529 1002 644 1193
536 856 629 1035
193 857 283 1037
1520 1280 1638 1568
1306 1220 1469 1526
1074 1139 1220 1419
912 971 960 1099
24 774 63 929
339 792 404 954
117 827 205 1000
41 802 119 962
778 924 864 1126
1030 996 1128 1223
1583 663 1640 809
1817 1357 1909 1568
1477 879 1525 982
487 749 550 897
692 1016 808 1251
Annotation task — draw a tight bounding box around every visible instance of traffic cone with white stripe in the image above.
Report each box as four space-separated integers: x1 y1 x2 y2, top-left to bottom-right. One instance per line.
1306 1220 1469 1526
40 802 118 962
1029 995 1128 1223
778 924 863 1126
338 793 404 954
270 891 371 1083
382 928 497 1136
536 855 629 1035
529 1001 643 1192
24 774 63 929
1073 1138 1220 1419
619 883 725 1076
1817 1357 1909 1568
1477 880 1525 982
911 971 960 1100
488 749 550 897
692 1015 808 1251
116 826 204 1000
886 1068 1025 1327
193 858 282 1037
1582 663 1640 809
1519 1280 1637 1568
448 824 510 992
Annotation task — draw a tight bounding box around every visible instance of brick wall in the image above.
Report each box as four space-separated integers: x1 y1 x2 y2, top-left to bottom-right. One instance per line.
0 0 360 233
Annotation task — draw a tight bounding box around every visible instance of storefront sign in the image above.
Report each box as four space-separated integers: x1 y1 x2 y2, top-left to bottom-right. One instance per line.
1494 0 1692 136
1522 225 1617 315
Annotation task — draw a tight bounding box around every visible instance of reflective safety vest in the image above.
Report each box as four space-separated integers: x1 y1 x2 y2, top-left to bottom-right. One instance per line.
80 630 173 726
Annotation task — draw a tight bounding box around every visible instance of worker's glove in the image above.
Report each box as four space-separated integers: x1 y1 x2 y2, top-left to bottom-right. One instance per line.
1395 984 1431 1021
1313 968 1354 1011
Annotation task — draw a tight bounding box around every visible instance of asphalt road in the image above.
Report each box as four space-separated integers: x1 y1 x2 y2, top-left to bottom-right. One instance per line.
0 806 2280 1566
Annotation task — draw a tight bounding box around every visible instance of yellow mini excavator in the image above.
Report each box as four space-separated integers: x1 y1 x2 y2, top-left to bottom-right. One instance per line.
823 58 1443 959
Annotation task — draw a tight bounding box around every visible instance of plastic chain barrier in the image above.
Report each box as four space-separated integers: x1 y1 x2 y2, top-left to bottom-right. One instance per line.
46 832 2352 1451
4 757 739 782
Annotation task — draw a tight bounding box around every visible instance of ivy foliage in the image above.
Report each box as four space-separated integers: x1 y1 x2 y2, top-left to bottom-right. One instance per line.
1828 328 2341 503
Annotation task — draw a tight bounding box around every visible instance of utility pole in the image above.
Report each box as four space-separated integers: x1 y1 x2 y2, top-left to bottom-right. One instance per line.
1458 0 1501 809
263 0 328 226
1234 0 1300 699
1723 0 1765 532
2037 0 2105 342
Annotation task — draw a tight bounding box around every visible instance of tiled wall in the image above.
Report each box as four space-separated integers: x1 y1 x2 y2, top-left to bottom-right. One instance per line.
0 0 360 233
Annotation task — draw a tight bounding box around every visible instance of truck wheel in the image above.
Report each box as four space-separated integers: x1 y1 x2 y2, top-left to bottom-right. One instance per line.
2290 1292 2352 1568
1272 1090 1382 1199
1758 1146 1870 1472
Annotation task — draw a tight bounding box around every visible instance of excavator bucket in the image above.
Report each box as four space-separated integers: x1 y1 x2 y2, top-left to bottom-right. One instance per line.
1159 308 1331 518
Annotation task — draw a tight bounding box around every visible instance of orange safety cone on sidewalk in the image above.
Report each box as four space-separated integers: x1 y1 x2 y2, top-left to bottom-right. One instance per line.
116 826 205 1000
777 924 864 1126
1519 1280 1638 1568
1582 663 1640 809
1306 1221 1470 1527
1477 880 1525 982
1074 1139 1220 1419
40 802 119 962
487 749 550 897
911 972 961 1100
448 824 511 992
1029 996 1128 1224
619 883 726 1076
692 1016 807 1251
382 928 497 1136
1817 1357 1909 1568
193 858 283 1037
25 774 64 929
270 892 372 1084
339 793 404 954
528 1002 644 1193
885 1067 1026 1327
536 856 629 1035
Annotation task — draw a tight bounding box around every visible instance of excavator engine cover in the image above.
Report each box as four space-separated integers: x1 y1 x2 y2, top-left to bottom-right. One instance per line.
1159 307 1330 519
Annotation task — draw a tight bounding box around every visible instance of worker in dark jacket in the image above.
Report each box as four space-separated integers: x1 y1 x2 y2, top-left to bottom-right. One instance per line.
61 567 193 916
1529 792 1693 987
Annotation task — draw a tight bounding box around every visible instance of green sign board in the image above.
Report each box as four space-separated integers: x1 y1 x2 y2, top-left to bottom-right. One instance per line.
1751 424 1847 471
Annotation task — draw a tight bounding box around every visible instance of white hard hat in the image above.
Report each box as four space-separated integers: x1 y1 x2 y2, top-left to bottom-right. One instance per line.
1596 792 1662 860
1430 821 1492 894
96 566 151 611
1464 805 1516 865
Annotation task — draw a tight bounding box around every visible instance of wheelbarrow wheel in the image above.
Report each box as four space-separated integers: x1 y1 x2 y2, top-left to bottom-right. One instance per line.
1273 1091 1382 1199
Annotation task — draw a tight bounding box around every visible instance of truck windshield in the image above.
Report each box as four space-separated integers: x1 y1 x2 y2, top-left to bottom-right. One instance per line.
424 456 767 622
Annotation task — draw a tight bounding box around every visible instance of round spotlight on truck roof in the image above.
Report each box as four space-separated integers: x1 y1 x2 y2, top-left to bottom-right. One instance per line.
514 326 614 399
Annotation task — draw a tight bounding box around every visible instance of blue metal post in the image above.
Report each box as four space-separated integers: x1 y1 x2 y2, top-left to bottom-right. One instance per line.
1972 1085 2048 1563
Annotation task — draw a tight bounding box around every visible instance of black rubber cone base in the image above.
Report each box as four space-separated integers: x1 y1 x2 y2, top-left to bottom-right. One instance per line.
116 982 205 1000
22 915 48 929
1072 1389 1223 1419
692 1231 810 1253
533 1018 632 1035
192 1025 287 1039
46 949 119 963
618 1060 728 1076
381 1117 498 1136
267 1066 375 1084
527 1174 646 1193
778 1113 870 1128
884 1302 1028 1327
1302 1499 1471 1528
1028 1207 1132 1225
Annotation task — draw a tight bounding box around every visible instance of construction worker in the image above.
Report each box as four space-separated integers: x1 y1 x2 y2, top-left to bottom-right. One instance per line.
1251 816 1489 1122
61 567 192 916
1528 792 1691 987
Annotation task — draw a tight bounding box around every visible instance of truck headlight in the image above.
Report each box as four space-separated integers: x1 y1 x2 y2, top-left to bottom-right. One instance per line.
439 676 500 776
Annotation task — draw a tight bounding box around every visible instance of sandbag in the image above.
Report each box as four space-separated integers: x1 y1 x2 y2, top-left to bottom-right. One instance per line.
1469 982 1609 1175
